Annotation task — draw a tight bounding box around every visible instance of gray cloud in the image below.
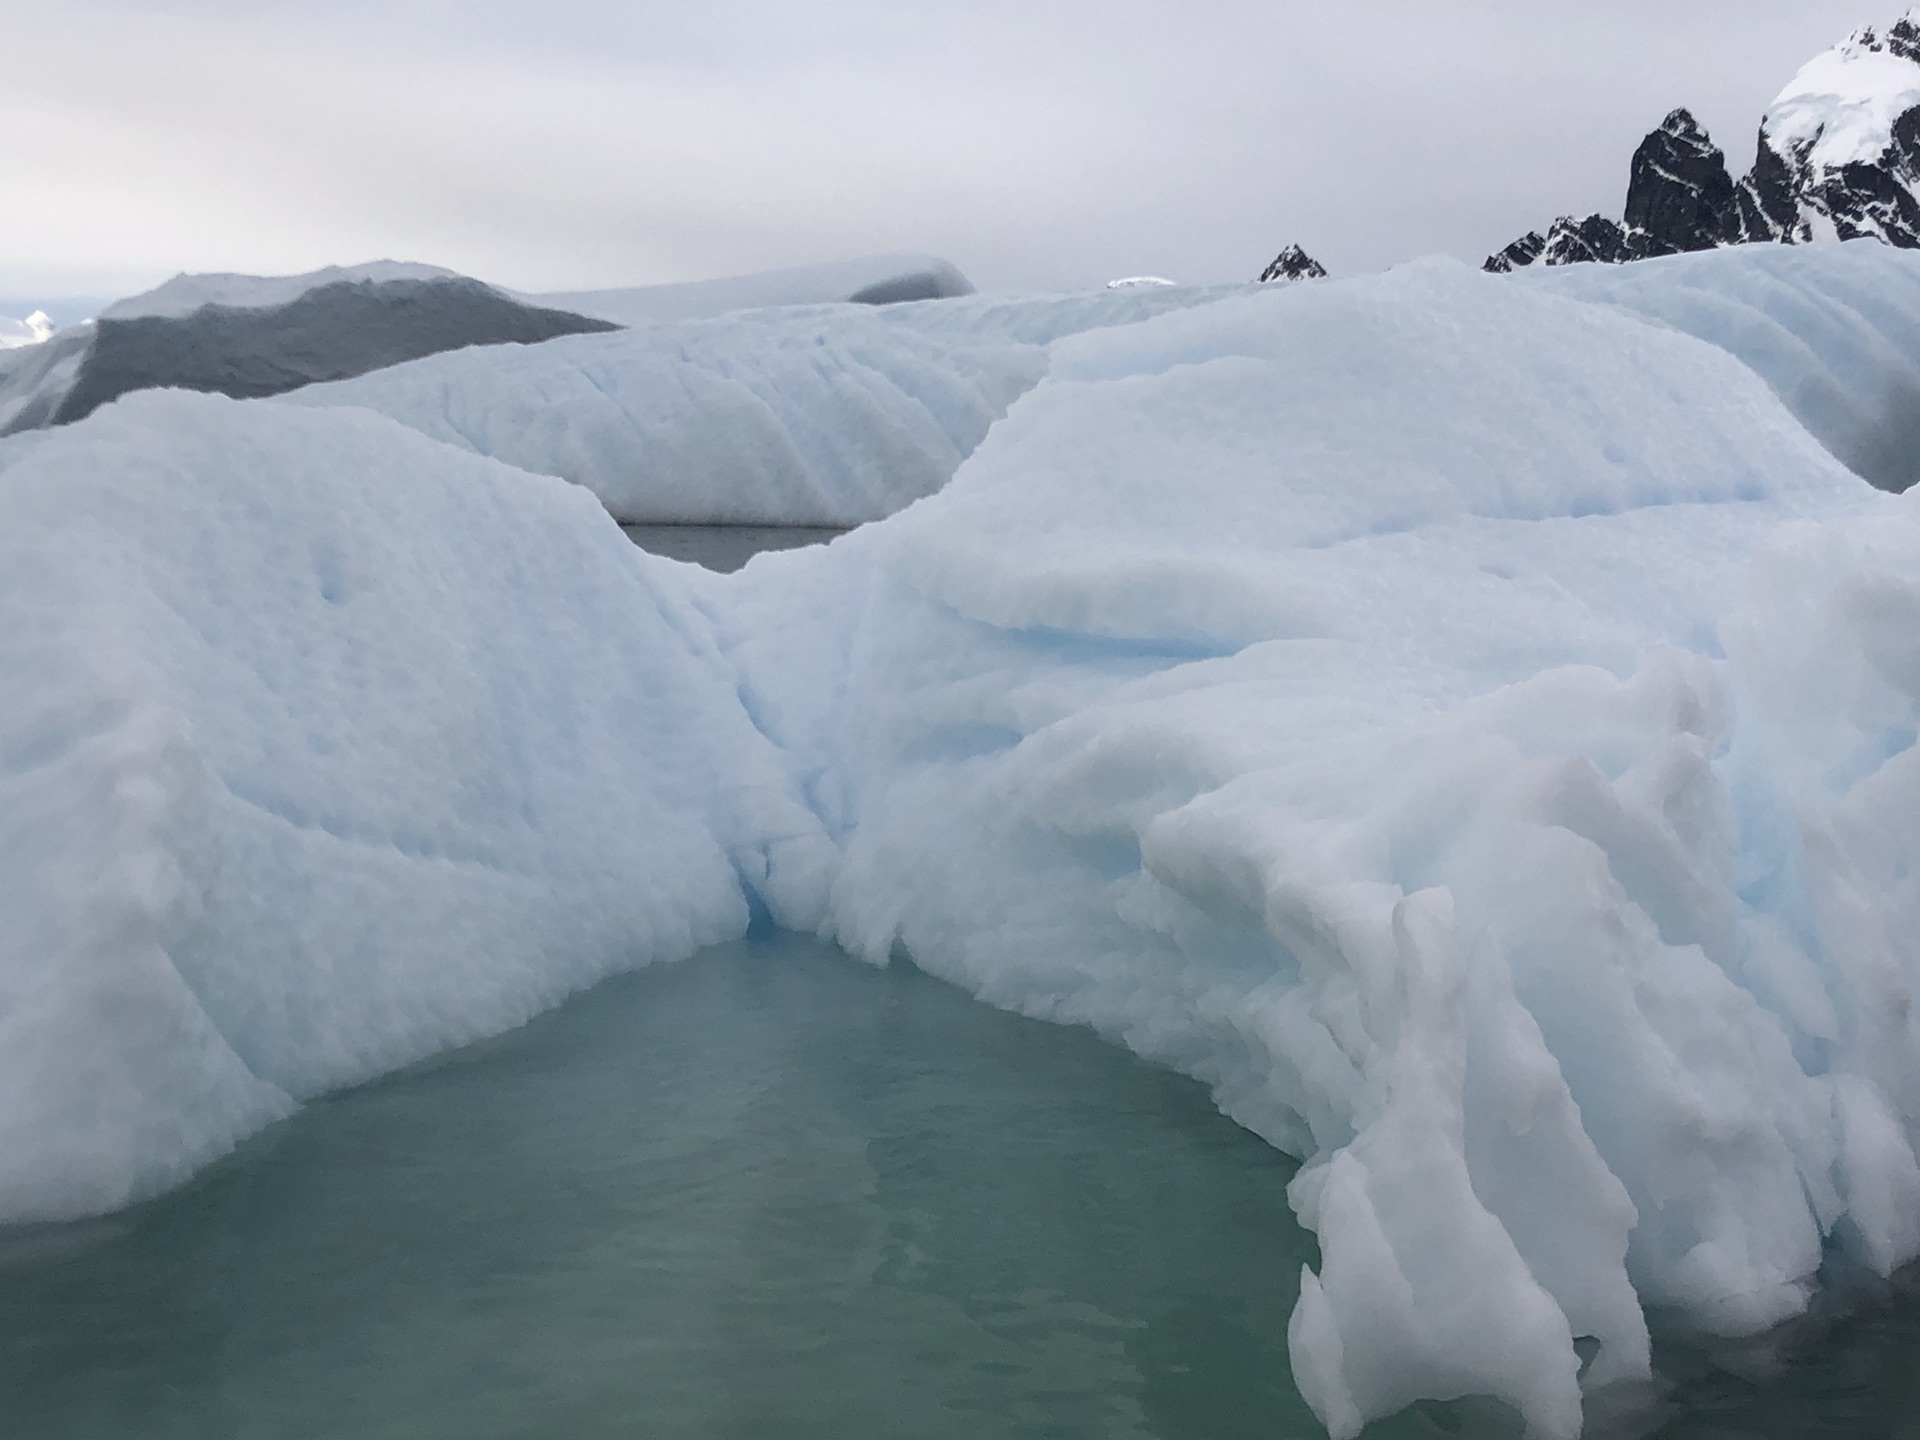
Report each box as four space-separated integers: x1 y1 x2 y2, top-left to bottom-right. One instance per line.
0 1 1892 300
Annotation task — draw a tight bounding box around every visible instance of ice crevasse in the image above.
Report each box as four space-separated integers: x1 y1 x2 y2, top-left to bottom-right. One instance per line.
8 248 1920 1437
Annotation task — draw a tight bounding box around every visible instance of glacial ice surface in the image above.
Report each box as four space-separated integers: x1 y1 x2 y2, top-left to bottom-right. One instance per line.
283 282 1231 524
0 392 829 1219
703 255 1920 1436
1526 238 1920 493
11 244 1920 1438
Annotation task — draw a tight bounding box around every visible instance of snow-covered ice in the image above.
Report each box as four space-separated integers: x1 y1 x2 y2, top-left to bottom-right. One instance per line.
282 283 1233 525
279 310 1049 526
1527 238 1920 492
0 393 829 1220
12 243 1920 1438
702 256 1920 1435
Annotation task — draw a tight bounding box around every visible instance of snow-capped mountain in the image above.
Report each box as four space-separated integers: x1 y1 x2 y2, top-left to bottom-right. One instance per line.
1258 244 1328 282
0 310 54 349
1489 10 1920 270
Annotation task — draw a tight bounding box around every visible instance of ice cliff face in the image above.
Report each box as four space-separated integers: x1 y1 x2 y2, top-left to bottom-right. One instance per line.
1489 11 1920 271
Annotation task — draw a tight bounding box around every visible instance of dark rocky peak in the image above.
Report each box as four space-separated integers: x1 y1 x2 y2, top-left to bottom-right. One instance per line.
1890 12 1920 61
1485 109 1740 270
1483 231 1546 274
1540 215 1635 266
1624 108 1739 255
1484 216 1637 274
1258 245 1328 283
1848 11 1920 62
1729 131 1803 243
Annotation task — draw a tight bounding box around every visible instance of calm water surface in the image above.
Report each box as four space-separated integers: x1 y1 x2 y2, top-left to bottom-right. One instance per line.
2 935 1917 1439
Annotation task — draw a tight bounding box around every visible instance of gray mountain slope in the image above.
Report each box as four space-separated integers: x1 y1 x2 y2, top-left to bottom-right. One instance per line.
16 277 616 434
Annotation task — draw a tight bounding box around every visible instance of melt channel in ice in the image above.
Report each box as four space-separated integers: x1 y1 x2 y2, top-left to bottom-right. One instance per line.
12 244 1920 1439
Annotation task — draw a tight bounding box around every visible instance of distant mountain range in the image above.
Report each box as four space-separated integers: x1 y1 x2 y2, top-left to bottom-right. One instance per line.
1489 10 1920 270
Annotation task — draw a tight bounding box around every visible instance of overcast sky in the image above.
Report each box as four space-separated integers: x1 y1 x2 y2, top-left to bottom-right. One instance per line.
0 1 1896 303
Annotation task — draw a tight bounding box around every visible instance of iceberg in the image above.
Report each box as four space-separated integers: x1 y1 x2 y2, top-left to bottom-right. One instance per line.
284 240 1920 532
282 282 1233 525
0 392 829 1220
11 243 1920 1437
703 256 1917 1435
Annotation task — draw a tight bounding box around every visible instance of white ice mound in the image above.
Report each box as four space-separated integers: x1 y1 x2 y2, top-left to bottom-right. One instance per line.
1525 239 1920 493
281 284 1230 525
0 392 829 1221
710 257 1915 1436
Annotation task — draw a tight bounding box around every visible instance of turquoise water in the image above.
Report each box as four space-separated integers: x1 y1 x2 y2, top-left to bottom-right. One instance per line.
0 936 1328 1440
2 933 1916 1439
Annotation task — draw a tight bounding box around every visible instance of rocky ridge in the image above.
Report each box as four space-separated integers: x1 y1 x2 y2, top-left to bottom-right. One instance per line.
1258 244 1329 282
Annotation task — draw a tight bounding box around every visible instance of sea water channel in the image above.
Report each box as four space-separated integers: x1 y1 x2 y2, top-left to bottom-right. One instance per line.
5 933 1920 1440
